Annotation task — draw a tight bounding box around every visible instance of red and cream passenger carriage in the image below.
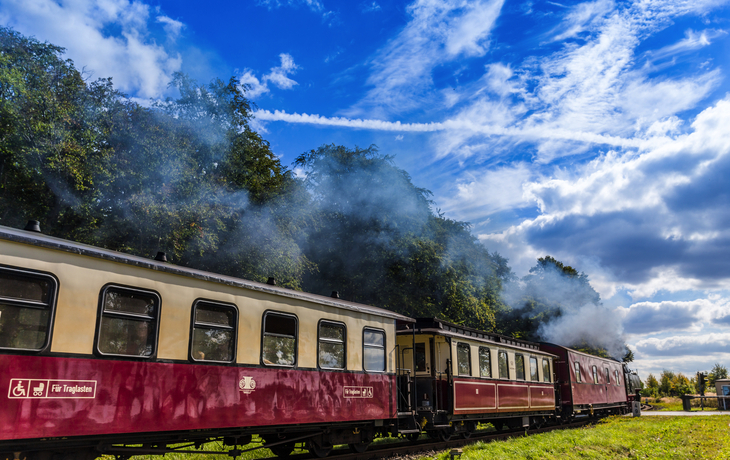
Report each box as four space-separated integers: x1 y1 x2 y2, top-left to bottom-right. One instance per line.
395 319 558 439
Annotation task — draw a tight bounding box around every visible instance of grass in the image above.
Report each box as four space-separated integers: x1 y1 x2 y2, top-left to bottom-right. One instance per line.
104 415 730 460
427 415 730 460
100 439 279 460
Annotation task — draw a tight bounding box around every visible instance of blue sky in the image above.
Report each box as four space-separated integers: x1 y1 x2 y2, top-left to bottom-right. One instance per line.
3 0 730 380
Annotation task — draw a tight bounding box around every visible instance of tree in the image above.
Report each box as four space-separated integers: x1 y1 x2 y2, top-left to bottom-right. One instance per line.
642 373 659 397
497 255 601 341
623 346 635 363
0 27 310 287
294 144 510 330
0 27 110 235
708 363 728 387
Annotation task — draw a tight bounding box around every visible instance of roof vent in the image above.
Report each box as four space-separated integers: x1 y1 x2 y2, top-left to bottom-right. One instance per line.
154 251 167 262
331 291 340 299
267 277 277 286
24 220 41 233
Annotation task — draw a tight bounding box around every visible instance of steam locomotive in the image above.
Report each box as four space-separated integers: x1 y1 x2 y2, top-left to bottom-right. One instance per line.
0 223 641 459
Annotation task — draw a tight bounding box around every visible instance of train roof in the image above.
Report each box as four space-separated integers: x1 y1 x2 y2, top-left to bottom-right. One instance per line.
540 342 623 364
398 317 546 353
0 224 414 323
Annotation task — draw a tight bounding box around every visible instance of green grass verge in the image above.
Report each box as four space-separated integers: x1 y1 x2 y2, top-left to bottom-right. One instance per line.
427 415 730 460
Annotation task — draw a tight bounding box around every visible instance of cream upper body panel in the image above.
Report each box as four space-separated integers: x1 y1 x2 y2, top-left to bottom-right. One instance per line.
397 326 556 382
0 228 406 372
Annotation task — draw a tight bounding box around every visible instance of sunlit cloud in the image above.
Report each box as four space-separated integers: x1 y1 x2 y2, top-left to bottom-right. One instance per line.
0 0 183 98
239 54 299 98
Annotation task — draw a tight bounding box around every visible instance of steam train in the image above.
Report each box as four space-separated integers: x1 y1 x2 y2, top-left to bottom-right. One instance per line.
0 223 641 460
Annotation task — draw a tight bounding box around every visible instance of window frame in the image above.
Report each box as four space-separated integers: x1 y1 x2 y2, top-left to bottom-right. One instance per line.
363 327 386 373
615 369 621 386
478 346 492 378
542 358 552 383
414 342 427 372
261 310 298 367
317 320 347 370
574 361 582 383
456 342 471 376
0 265 58 353
95 284 161 359
592 365 599 384
515 353 526 380
189 299 238 364
529 356 539 381
498 350 510 379
605 367 610 384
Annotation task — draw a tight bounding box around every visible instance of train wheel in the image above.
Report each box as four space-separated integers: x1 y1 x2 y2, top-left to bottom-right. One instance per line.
437 429 453 442
349 442 370 453
406 432 421 442
462 422 476 439
269 442 295 457
307 441 332 458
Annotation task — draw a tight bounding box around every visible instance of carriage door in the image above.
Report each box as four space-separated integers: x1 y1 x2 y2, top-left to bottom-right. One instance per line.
433 336 452 412
413 340 435 411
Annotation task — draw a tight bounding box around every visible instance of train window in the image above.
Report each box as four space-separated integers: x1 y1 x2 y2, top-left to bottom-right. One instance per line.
529 357 539 381
592 365 598 384
363 328 385 372
318 321 346 369
515 354 526 380
0 267 57 351
542 358 551 382
498 351 509 379
457 343 471 376
605 368 610 384
615 370 621 385
262 312 297 366
190 301 237 363
574 362 582 382
97 286 160 357
479 347 491 378
415 342 427 372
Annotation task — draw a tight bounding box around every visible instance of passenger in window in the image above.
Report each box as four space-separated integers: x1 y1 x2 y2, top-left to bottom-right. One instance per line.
128 321 152 356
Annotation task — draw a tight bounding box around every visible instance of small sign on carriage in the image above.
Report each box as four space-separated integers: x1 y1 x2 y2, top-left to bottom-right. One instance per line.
344 386 373 398
8 379 97 399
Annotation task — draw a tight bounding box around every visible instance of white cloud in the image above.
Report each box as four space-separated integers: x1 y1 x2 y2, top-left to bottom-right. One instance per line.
634 332 730 357
361 1 381 13
0 0 183 98
238 54 299 99
346 0 504 116
647 28 727 62
550 0 615 42
440 163 535 222
156 15 184 38
257 0 324 12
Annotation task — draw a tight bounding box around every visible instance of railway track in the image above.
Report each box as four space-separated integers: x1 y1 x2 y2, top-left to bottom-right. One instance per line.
102 420 594 460
264 420 594 460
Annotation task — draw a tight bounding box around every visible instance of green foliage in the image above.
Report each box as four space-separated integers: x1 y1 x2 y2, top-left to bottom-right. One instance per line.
708 363 728 387
496 255 601 341
655 369 694 396
642 373 660 397
294 144 510 330
0 27 308 287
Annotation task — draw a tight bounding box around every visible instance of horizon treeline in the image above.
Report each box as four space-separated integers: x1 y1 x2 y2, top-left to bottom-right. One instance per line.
0 27 625 356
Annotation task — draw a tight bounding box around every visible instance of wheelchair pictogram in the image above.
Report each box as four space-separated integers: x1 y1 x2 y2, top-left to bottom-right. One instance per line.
12 380 26 397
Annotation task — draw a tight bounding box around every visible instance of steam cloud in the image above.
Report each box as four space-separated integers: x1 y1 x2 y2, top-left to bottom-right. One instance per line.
501 261 627 359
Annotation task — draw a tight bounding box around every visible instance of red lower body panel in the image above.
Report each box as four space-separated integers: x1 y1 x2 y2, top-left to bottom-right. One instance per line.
1 355 395 441
453 378 555 415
